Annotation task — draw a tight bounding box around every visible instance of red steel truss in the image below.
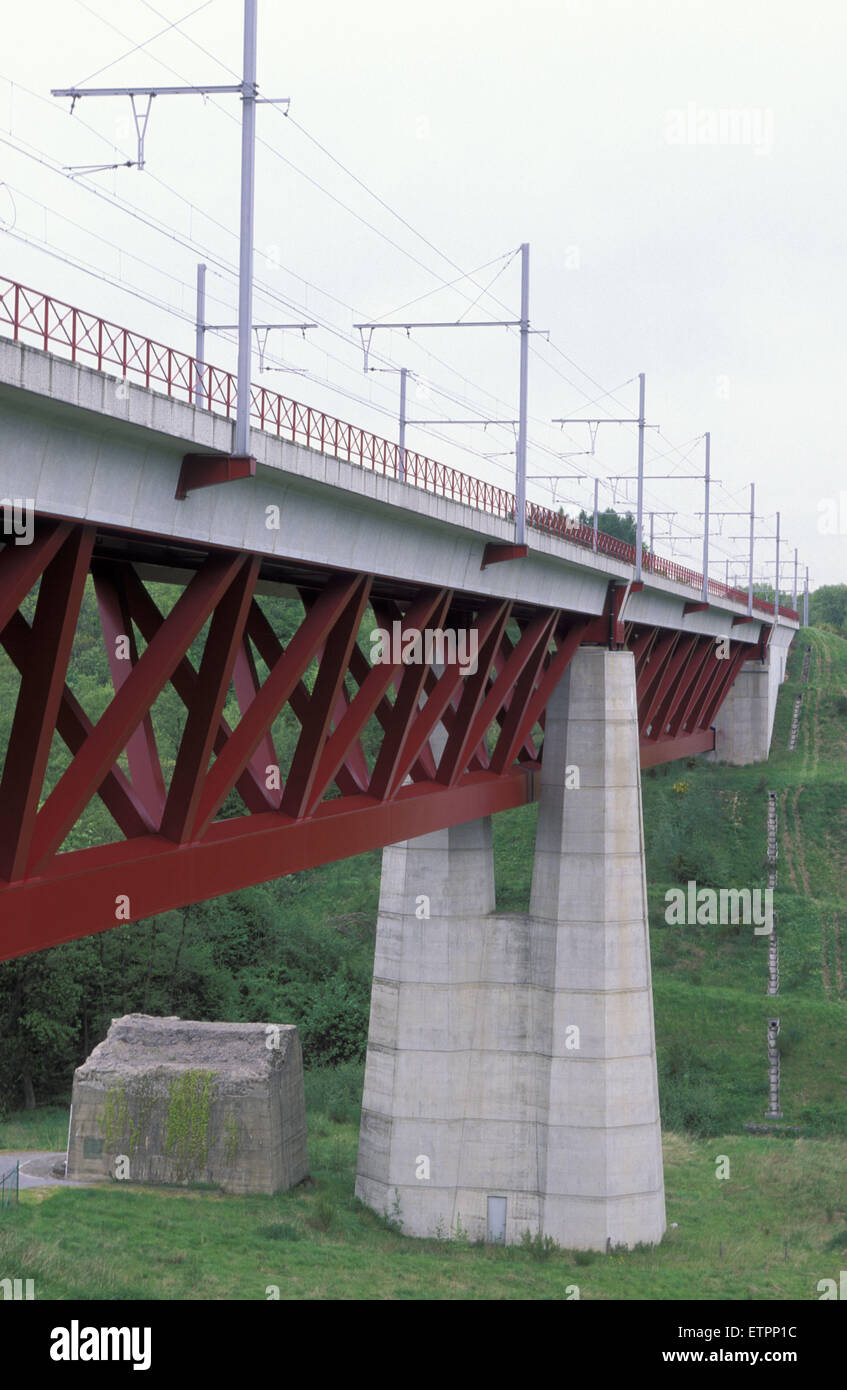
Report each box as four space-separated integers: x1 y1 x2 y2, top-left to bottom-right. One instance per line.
0 521 760 962
0 275 799 621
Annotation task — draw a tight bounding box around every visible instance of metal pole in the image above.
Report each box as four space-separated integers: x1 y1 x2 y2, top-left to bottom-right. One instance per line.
592 476 599 552
515 242 529 545
792 547 798 611
235 0 258 458
635 372 645 581
725 558 729 590
702 431 710 603
748 483 755 617
774 510 781 625
804 567 809 627
194 262 206 408
649 511 654 554
398 367 407 483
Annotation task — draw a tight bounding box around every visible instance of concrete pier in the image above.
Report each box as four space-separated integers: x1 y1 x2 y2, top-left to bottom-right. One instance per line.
355 647 666 1249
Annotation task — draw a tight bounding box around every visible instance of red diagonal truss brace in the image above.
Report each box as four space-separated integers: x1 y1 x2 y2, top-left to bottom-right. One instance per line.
0 527 753 961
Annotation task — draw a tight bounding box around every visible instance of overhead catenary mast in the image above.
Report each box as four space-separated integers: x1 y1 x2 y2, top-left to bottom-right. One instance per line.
355 243 543 546
52 0 290 464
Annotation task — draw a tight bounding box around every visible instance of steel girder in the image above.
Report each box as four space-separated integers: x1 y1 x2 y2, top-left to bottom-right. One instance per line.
0 524 751 960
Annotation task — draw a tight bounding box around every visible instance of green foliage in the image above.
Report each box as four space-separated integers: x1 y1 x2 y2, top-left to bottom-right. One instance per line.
164 1070 217 1183
223 1112 241 1166
519 1229 559 1260
577 505 637 545
303 1062 363 1125
307 1195 336 1231
101 1081 136 1154
657 1043 725 1137
809 583 847 633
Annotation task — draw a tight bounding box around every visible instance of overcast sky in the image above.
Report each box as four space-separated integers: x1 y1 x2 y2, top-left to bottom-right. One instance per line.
2 0 845 592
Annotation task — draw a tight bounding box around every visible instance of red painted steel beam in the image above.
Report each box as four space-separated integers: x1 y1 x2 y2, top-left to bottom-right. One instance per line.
481 542 528 568
666 638 717 737
0 765 538 963
0 612 156 839
647 635 708 741
641 633 697 738
25 550 245 876
639 728 715 768
436 602 512 786
683 653 727 734
161 556 260 843
364 591 452 802
0 522 71 633
246 593 377 797
389 604 508 795
636 631 679 726
191 573 362 837
471 609 557 776
175 453 255 500
281 577 372 819
123 572 276 815
94 565 167 823
0 527 94 882
232 640 282 806
492 617 585 774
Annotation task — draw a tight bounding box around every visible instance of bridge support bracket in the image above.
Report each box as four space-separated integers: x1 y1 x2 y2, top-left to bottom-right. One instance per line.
175 453 256 501
684 601 709 615
481 542 528 569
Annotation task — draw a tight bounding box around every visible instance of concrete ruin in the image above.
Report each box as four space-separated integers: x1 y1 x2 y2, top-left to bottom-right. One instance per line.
66 1015 308 1194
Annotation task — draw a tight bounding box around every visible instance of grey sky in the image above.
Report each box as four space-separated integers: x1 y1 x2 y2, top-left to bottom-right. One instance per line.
2 0 845 591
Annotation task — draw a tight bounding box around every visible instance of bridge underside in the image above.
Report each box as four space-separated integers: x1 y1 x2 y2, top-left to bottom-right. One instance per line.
0 517 758 962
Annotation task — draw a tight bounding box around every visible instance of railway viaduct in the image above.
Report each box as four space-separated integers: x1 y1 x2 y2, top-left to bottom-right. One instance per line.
0 278 797 1247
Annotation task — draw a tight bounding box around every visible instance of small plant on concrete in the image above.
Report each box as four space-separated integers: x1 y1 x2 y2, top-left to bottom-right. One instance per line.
223 1111 240 1166
452 1212 469 1246
386 1186 404 1234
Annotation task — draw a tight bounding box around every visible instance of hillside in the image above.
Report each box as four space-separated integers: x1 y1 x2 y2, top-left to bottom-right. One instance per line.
2 621 847 1299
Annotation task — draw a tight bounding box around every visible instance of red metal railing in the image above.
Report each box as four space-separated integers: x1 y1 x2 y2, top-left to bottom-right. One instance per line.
0 275 798 622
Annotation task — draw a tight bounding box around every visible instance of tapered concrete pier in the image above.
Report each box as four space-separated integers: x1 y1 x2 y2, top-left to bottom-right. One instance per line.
355 647 666 1249
710 628 793 764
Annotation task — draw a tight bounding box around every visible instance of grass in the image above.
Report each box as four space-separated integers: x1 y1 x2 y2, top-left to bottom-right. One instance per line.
1 625 845 1300
2 1102 846 1299
492 625 847 1138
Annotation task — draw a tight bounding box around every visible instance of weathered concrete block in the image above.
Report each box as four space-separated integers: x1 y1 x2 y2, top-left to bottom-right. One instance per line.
67 1014 307 1195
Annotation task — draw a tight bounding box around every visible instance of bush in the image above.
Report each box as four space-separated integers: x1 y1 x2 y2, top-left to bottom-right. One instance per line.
519 1229 559 1260
298 967 370 1067
304 1061 364 1125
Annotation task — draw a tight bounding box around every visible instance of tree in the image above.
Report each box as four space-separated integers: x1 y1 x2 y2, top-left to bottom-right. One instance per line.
809 584 847 634
578 506 637 545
